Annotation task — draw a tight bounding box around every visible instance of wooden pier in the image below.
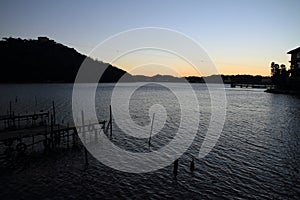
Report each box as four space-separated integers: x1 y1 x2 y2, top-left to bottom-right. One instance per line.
0 102 197 175
230 83 273 89
0 102 109 162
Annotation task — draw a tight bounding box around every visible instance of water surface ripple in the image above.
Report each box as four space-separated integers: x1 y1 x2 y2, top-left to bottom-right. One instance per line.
0 83 299 199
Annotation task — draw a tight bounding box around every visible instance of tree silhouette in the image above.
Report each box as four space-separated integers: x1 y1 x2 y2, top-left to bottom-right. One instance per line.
270 62 290 88
271 62 280 84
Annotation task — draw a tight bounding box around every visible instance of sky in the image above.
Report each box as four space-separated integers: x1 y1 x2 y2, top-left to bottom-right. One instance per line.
0 0 299 77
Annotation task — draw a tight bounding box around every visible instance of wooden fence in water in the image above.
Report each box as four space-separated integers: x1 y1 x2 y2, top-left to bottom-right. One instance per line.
0 101 110 164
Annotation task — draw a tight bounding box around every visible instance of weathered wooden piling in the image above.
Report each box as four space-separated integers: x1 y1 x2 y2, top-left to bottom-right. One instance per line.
9 101 12 117
89 123 92 141
81 110 86 143
50 114 54 149
66 129 70 148
32 135 34 150
18 114 20 128
80 110 89 164
173 159 179 177
148 113 155 147
8 101 12 127
94 128 98 143
72 128 76 147
52 101 56 125
57 124 61 146
190 157 195 172
109 105 112 137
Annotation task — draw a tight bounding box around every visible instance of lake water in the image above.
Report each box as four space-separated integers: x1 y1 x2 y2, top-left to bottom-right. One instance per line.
0 83 299 199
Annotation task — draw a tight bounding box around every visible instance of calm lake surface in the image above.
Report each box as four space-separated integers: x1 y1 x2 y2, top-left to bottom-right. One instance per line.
0 83 299 199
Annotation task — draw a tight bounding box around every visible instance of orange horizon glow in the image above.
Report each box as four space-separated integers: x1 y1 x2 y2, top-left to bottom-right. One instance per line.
107 49 290 78
114 61 278 77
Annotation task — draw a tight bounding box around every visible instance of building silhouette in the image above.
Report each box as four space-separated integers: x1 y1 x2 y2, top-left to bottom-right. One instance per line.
287 47 300 89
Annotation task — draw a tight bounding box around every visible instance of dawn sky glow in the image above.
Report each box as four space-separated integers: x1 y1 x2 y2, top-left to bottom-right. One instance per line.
0 0 299 76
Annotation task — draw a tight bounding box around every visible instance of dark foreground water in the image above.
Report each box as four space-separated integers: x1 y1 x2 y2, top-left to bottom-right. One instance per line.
0 83 299 199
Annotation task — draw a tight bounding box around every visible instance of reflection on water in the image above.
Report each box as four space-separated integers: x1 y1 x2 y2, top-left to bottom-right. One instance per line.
0 83 299 199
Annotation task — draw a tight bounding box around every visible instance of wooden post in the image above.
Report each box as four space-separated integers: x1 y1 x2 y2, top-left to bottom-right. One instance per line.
47 111 50 125
50 114 54 150
18 114 20 128
52 101 56 125
72 128 76 147
89 122 92 142
67 129 70 148
94 129 98 143
148 113 155 147
8 101 12 127
57 124 60 146
173 159 179 177
81 110 88 164
109 105 112 138
32 112 35 127
32 135 34 150
9 101 12 117
12 111 15 128
190 157 195 172
81 110 86 143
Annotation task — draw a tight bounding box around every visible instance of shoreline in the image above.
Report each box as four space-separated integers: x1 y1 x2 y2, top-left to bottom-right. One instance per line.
265 88 300 95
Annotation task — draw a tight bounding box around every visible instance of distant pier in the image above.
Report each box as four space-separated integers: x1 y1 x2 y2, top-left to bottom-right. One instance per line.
230 83 273 89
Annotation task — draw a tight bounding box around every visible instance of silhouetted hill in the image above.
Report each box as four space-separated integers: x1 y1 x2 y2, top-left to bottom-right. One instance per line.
0 37 130 83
